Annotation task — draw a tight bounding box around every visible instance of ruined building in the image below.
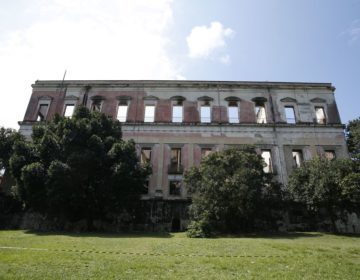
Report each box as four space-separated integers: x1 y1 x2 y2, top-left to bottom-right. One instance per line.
19 80 348 230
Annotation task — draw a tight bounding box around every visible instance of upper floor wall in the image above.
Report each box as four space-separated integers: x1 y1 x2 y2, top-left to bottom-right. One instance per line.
21 80 342 126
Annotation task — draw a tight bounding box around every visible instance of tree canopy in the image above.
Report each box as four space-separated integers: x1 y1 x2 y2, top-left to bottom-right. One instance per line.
0 127 23 172
288 156 360 232
346 117 360 162
184 147 282 237
10 106 150 229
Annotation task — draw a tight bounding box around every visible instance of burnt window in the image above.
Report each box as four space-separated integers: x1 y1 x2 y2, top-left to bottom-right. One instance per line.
142 179 150 195
200 105 211 123
169 180 181 196
117 104 128 122
285 106 296 124
171 148 181 168
141 148 152 165
292 150 303 168
144 105 155 122
37 104 49 121
261 150 273 173
91 100 102 112
315 107 326 124
172 105 183 123
228 101 239 123
201 148 212 158
64 104 75 117
255 101 266 124
324 150 335 161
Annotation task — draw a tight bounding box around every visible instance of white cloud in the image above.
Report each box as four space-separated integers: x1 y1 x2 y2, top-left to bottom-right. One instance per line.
186 21 234 62
0 0 183 128
349 20 360 43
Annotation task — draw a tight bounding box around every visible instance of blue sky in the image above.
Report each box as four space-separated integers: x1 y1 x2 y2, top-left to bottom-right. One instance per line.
0 0 359 128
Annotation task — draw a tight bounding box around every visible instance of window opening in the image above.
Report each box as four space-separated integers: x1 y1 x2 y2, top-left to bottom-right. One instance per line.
200 106 211 123
91 100 102 112
255 102 266 124
170 148 182 172
117 104 128 122
324 150 335 160
141 148 152 165
169 180 181 196
261 150 273 173
285 106 296 124
144 105 155 122
201 148 212 158
228 102 239 123
37 104 48 121
64 104 75 117
292 150 303 168
315 107 326 124
172 105 183 122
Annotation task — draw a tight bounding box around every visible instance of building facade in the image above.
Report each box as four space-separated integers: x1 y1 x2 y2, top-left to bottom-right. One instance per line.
19 80 348 229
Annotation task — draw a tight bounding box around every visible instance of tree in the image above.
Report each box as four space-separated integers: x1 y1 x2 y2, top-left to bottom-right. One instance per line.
288 157 360 232
10 106 151 229
184 147 281 237
0 127 23 172
346 117 360 162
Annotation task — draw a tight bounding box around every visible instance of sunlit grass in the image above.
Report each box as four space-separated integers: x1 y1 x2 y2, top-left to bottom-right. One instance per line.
0 230 359 279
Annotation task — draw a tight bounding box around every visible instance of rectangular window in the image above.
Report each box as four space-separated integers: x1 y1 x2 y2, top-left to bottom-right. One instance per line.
144 105 155 122
37 104 49 121
169 180 181 196
64 104 75 117
255 105 266 124
201 148 212 158
315 107 326 124
169 148 182 173
117 104 128 122
324 150 335 160
200 106 211 123
228 105 239 123
172 105 183 123
91 100 102 112
142 180 150 195
285 106 296 124
292 150 303 168
141 148 152 164
261 150 273 173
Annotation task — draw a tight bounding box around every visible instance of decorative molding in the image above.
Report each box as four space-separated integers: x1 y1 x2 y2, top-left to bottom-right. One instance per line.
64 95 79 100
310 97 326 103
143 95 159 101
280 97 297 103
224 96 241 102
251 97 267 103
170 95 186 102
90 95 106 100
116 95 132 101
37 95 53 101
197 96 214 102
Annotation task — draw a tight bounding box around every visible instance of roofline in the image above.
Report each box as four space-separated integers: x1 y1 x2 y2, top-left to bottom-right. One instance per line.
32 79 335 91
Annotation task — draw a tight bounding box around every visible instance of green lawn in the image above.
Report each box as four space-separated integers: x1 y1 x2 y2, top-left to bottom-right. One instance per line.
0 230 359 279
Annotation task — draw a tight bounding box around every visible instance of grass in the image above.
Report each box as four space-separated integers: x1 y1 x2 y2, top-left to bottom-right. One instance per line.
0 230 359 279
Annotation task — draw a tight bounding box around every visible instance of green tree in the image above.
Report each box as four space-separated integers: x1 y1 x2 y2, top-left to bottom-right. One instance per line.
10 106 151 229
184 147 281 237
0 127 23 172
288 157 360 232
346 117 360 162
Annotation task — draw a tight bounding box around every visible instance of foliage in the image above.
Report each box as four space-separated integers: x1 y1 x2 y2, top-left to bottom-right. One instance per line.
346 117 360 162
184 147 281 237
288 156 360 231
0 127 23 171
9 106 151 228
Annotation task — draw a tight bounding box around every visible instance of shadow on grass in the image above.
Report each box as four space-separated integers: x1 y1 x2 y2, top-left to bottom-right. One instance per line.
24 229 173 238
